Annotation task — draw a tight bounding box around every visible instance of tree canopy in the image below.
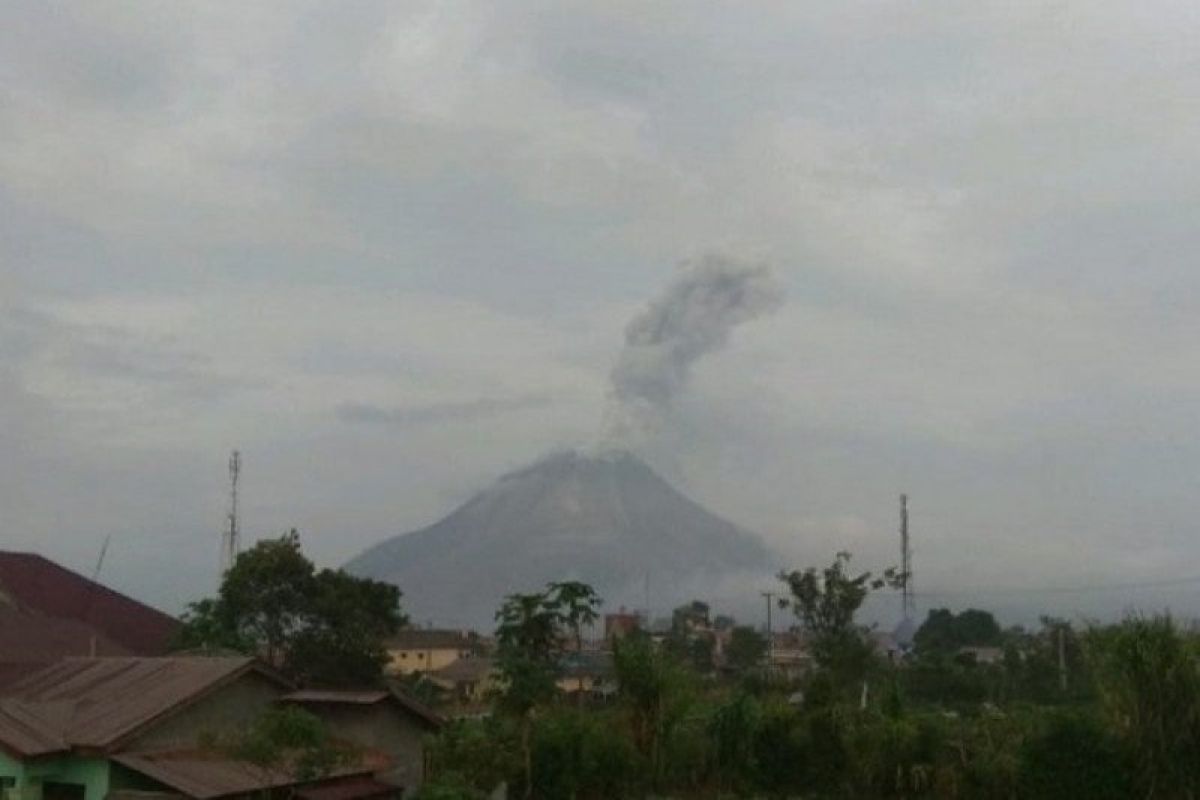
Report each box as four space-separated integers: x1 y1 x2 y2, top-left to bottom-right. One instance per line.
176 530 405 688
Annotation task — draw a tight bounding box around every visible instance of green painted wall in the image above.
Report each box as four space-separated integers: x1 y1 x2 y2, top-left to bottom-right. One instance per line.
0 752 110 800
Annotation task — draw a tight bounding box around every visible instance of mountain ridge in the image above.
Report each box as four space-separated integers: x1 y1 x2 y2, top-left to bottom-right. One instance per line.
345 450 776 627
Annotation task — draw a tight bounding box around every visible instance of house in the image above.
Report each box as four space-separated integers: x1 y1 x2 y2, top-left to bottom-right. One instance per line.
280 690 442 793
602 610 641 644
426 658 497 712
384 631 476 676
957 646 1005 666
0 610 132 690
0 553 179 655
767 631 812 679
0 658 420 800
556 653 612 698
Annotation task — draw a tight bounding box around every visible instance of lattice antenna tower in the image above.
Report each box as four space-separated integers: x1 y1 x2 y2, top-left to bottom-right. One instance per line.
222 451 241 573
900 493 914 619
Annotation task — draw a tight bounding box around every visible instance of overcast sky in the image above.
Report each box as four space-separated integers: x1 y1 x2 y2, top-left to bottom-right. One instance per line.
5 1 1200 623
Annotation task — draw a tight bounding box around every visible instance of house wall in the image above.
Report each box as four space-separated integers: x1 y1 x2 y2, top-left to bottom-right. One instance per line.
300 704 430 797
386 648 468 676
0 752 110 800
125 671 284 751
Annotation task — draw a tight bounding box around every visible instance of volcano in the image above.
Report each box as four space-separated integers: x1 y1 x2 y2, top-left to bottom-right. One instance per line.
345 450 776 628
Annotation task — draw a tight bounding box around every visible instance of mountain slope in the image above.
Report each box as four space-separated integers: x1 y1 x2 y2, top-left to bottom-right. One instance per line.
345 450 776 627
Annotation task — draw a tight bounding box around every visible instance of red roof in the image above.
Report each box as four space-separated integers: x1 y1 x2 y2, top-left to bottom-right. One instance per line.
0 552 179 654
0 608 132 662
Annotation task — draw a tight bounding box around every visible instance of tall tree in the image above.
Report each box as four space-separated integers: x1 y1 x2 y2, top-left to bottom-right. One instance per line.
493 582 601 799
779 551 902 681
176 531 405 687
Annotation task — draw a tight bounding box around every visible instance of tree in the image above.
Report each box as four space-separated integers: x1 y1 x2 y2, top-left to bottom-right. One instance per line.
612 630 694 790
225 705 360 781
914 608 1001 655
493 582 602 799
726 626 767 672
285 568 404 687
779 551 902 681
1088 615 1200 798
176 531 405 687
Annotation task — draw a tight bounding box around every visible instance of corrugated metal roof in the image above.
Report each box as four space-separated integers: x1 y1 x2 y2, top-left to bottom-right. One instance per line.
295 776 398 800
0 700 67 757
0 657 270 754
428 657 495 683
113 750 387 800
0 552 179 654
282 691 389 705
282 689 444 731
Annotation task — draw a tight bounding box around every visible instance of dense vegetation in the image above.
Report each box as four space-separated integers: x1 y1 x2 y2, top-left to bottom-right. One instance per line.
416 554 1200 800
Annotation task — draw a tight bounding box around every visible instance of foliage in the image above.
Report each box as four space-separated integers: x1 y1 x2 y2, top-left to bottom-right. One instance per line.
611 630 696 790
176 531 405 688
1017 711 1133 799
725 625 767 672
226 706 359 782
530 708 642 799
779 551 902 681
423 717 519 798
1088 614 1200 798
914 608 1002 655
493 581 602 799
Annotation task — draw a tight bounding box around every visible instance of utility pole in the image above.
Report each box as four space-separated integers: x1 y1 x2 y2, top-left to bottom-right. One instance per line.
761 591 776 666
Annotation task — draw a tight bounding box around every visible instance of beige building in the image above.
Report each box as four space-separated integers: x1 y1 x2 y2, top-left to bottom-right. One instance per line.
385 629 477 676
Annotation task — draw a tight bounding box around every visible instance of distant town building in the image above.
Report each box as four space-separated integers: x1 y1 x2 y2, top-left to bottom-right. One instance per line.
603 609 641 643
385 629 478 676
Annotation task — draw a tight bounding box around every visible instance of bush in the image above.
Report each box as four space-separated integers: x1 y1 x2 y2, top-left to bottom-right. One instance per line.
1017 712 1132 799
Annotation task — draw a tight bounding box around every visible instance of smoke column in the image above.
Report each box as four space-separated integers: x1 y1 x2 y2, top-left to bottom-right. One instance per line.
603 253 784 446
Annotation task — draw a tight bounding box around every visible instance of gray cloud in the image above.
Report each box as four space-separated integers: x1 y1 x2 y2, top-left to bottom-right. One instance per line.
4 2 1200 623
337 395 553 428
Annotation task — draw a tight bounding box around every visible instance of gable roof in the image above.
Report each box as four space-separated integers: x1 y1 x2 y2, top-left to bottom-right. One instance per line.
0 552 179 654
281 688 444 731
0 657 289 756
385 629 474 651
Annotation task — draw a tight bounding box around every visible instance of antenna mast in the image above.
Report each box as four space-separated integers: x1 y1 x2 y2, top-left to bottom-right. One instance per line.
222 451 241 573
900 493 914 620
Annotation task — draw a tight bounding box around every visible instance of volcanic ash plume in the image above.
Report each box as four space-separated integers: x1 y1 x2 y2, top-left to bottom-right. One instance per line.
603 253 784 445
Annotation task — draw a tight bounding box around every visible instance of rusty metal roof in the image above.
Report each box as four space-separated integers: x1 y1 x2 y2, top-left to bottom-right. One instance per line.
0 552 179 654
0 657 278 755
112 750 384 800
0 607 132 663
0 700 68 757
